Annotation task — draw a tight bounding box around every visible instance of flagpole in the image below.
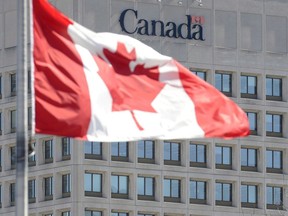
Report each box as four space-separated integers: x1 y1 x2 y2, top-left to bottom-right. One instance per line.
16 0 28 215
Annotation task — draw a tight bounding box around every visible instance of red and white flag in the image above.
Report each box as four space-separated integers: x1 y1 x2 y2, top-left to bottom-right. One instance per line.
32 0 249 141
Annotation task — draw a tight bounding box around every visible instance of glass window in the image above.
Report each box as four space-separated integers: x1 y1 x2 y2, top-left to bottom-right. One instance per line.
138 140 154 163
84 141 102 159
62 174 71 195
0 112 2 133
215 73 232 96
0 76 2 97
11 73 16 96
266 113 282 136
61 212 71 216
241 184 257 206
10 183 15 204
266 186 283 208
163 178 180 202
190 180 206 203
266 77 282 100
164 142 180 165
266 149 282 172
137 176 154 199
241 75 257 98
11 110 16 132
85 210 102 216
28 143 36 165
11 146 16 168
241 148 257 170
44 140 53 162
111 213 128 216
215 146 232 169
215 182 232 205
192 71 206 81
246 112 257 133
111 175 128 198
0 185 2 206
28 107 32 129
44 176 53 198
190 143 206 167
62 138 71 157
28 179 36 200
111 142 128 161
84 173 102 196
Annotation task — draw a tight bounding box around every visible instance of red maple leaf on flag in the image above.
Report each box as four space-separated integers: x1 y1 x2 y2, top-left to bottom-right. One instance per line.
94 42 165 130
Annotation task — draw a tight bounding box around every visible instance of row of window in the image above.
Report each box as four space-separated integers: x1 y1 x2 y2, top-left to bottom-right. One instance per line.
1 71 284 101
1 173 285 210
0 72 32 98
1 140 285 174
41 210 157 216
193 71 285 101
0 109 284 137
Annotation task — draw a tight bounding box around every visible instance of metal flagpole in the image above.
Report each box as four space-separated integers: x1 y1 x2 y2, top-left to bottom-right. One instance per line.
16 0 28 215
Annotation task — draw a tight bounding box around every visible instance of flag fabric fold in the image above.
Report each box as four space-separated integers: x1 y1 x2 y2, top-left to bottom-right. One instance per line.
32 0 249 141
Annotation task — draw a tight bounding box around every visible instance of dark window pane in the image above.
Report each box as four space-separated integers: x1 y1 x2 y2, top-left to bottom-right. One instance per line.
241 185 247 202
241 76 247 93
266 78 272 95
266 150 273 168
215 147 222 164
137 177 144 195
215 74 221 90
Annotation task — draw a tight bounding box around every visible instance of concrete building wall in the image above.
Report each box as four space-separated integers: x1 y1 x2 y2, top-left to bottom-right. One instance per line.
0 0 287 215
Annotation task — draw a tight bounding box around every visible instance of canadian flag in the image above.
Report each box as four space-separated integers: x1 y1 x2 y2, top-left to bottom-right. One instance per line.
32 0 249 141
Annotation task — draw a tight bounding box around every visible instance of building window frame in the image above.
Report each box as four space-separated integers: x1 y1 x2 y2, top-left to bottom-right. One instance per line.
10 110 16 133
266 113 282 137
241 184 257 208
137 176 155 201
163 178 181 203
190 180 207 204
190 143 206 167
111 212 129 216
62 137 71 160
44 139 53 163
62 173 71 198
266 77 282 101
215 72 232 97
266 149 283 173
266 186 283 210
246 112 257 135
84 141 102 160
0 112 2 135
111 175 129 199
84 172 102 197
215 146 232 169
10 73 16 96
61 211 71 216
215 182 232 206
164 141 181 166
28 142 36 167
241 75 257 98
241 148 257 171
28 179 36 203
44 176 53 200
11 146 16 169
10 183 15 206
111 142 129 162
192 70 207 81
85 210 102 216
137 140 155 164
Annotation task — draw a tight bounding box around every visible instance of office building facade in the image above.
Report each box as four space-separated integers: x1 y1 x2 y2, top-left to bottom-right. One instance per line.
0 0 287 215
